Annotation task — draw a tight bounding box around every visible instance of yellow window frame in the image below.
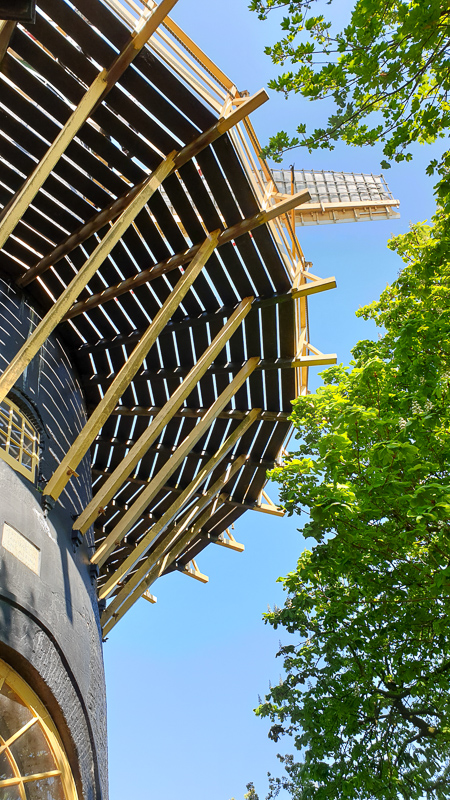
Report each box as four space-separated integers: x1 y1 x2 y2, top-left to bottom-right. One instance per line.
0 659 79 800
0 396 39 481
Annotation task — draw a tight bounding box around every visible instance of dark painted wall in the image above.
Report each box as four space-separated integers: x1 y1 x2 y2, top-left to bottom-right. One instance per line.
0 278 107 800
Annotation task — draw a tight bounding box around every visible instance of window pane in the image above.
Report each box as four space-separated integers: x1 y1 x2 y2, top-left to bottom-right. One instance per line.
0 751 14 781
0 785 23 800
0 684 34 742
10 411 21 428
25 776 65 800
9 724 56 778
9 428 21 446
21 454 33 470
23 437 34 455
24 423 34 439
7 444 20 463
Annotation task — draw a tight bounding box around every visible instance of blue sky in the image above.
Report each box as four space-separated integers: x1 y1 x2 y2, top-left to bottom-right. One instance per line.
105 2 442 799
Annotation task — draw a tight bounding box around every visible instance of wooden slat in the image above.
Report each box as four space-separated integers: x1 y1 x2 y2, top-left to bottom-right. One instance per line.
93 359 259 573
74 297 253 533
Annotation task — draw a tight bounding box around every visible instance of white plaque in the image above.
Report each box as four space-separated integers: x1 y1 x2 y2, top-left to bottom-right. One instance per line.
2 523 41 575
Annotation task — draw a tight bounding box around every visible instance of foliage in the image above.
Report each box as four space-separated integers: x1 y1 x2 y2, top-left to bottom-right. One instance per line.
255 205 450 799
249 0 450 178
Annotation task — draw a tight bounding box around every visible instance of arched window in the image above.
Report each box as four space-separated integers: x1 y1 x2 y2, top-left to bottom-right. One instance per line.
0 660 78 800
0 397 39 482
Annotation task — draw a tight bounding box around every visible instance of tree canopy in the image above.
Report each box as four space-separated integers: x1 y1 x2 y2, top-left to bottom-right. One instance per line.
249 0 450 180
255 204 450 799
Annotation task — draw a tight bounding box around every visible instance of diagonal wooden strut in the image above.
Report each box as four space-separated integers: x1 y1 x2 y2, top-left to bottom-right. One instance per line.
0 0 179 252
0 91 269 403
0 154 177 404
18 88 268 287
43 234 219 502
100 434 253 632
93 360 260 575
0 21 16 65
64 188 311 319
101 486 233 636
74 296 253 533
96 409 259 606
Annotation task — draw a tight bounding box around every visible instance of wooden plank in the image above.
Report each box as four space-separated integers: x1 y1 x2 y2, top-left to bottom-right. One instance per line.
20 89 268 286
100 440 253 630
92 359 259 573
0 153 177 404
73 296 253 533
65 188 311 319
94 409 289 426
43 233 219 500
0 0 179 251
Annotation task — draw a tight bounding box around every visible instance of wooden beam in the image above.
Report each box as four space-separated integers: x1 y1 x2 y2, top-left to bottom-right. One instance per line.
102 497 226 634
292 354 337 368
101 501 224 633
71 285 324 356
18 88 268 287
177 559 209 583
92 406 290 422
64 188 311 319
142 591 157 604
97 408 260 602
73 296 253 533
93 362 260 575
101 453 248 632
91 442 275 470
0 20 16 64
0 0 179 252
0 153 177 404
255 489 285 517
291 276 336 299
43 233 219 501
83 352 337 385
211 528 245 552
101 494 225 634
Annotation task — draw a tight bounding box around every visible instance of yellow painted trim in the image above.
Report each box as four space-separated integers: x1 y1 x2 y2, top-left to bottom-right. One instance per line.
0 660 78 800
0 396 39 482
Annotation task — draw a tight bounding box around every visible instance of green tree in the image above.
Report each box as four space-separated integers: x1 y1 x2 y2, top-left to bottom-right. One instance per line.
249 0 450 180
255 205 450 799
